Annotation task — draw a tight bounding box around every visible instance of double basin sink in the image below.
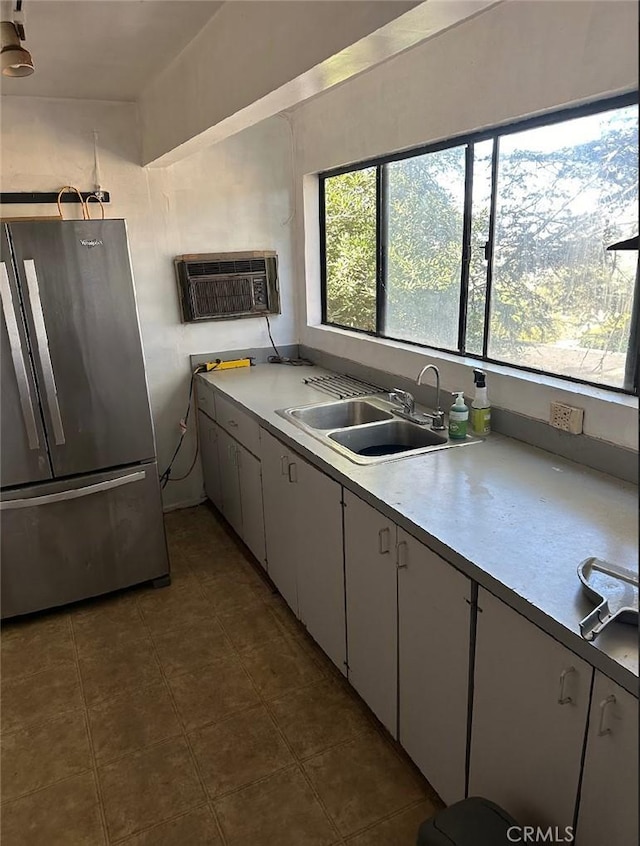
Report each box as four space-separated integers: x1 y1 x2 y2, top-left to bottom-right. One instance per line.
277 396 482 465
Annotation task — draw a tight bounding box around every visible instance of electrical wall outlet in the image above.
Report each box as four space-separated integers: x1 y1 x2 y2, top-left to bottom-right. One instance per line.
549 401 584 434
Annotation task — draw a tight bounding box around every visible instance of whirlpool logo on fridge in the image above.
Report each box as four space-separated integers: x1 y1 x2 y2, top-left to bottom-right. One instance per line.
80 238 103 248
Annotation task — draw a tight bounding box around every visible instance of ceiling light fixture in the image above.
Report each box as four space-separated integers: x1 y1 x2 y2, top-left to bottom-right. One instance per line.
1 16 33 77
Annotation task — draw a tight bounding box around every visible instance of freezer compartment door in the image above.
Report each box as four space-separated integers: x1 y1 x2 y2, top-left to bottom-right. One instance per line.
1 227 52 486
8 220 156 477
0 462 169 619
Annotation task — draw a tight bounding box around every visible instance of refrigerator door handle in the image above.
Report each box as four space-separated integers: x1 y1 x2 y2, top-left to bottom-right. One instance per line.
0 262 41 450
0 470 146 510
23 259 66 445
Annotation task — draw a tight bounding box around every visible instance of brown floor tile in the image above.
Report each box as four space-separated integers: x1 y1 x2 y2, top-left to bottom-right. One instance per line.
79 637 162 707
202 575 264 615
0 771 105 846
1 663 83 734
270 676 373 759
346 800 438 845
152 618 232 677
98 737 205 841
214 766 336 846
190 705 294 797
88 681 182 764
167 653 259 732
217 600 286 651
71 593 149 655
137 583 215 634
303 731 426 837
1 711 92 801
1 613 75 681
240 635 324 700
121 805 223 845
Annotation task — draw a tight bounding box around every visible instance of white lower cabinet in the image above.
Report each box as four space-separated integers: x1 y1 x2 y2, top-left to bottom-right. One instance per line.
260 427 346 671
237 446 266 568
199 410 265 567
469 588 591 830
576 672 638 846
217 428 243 537
344 490 398 736
198 410 222 511
260 428 299 612
398 529 471 805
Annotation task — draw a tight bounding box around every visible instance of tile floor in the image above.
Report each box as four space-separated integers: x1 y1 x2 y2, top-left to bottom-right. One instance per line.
0 503 442 845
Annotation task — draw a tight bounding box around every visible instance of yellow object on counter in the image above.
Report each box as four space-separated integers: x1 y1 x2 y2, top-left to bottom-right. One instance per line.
203 358 252 371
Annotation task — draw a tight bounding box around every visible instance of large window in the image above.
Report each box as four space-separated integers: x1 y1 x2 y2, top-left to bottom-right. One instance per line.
320 96 639 393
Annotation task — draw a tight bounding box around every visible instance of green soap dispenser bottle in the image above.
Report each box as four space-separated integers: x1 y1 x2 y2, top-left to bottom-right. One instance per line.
449 392 468 440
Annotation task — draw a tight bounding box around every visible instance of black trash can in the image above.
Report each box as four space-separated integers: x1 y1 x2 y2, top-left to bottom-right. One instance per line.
417 797 519 845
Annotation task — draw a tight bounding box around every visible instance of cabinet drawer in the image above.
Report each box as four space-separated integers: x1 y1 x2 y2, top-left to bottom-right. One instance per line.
216 394 260 456
197 380 216 421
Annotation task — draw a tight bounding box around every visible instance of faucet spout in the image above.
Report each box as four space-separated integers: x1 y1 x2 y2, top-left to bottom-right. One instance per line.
416 365 446 430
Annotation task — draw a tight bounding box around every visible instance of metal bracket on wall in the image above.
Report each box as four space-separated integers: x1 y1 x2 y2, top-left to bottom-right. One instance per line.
0 192 111 204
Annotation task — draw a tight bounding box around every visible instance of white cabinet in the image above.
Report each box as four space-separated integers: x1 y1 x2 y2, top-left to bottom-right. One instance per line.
260 428 346 672
576 672 638 846
398 529 471 804
343 490 398 736
198 410 222 511
294 456 345 673
469 588 592 830
261 428 299 612
217 427 243 536
199 403 266 568
237 445 266 568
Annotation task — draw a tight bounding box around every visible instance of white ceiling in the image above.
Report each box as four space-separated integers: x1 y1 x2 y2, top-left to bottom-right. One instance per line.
0 0 223 101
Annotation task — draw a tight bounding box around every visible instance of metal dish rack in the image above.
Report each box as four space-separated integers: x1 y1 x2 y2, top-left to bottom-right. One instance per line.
302 373 384 400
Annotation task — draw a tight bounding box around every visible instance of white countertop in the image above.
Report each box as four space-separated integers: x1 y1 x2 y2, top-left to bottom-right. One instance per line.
200 364 639 694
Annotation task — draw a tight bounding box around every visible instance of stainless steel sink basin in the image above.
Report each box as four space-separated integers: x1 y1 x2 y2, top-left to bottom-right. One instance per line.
289 399 392 430
277 394 483 464
329 420 447 457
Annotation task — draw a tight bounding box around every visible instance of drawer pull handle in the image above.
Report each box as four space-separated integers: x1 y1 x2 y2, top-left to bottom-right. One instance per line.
228 419 238 428
598 694 616 735
396 540 408 569
280 455 289 475
558 666 575 705
288 462 298 483
378 527 391 555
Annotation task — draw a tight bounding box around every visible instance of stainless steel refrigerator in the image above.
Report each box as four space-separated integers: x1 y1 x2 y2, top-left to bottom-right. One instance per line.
0 219 169 619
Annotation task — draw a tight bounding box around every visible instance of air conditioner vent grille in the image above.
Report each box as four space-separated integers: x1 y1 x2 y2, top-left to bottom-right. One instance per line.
188 259 267 277
190 276 254 315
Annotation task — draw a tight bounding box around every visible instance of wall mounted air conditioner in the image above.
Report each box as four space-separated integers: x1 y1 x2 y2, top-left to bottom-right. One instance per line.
174 250 280 322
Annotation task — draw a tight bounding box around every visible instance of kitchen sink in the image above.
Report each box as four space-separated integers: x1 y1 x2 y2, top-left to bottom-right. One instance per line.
278 395 482 464
289 399 393 430
329 420 447 457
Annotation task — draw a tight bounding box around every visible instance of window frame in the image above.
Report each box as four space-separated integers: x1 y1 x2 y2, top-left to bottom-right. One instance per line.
319 91 640 396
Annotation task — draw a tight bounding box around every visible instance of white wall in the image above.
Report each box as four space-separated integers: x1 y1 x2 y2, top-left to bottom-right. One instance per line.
292 0 639 449
0 96 296 508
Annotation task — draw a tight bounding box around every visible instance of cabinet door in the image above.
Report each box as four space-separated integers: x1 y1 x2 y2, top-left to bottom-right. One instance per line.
217 428 242 536
344 490 397 736
260 428 298 612
237 444 266 569
576 672 638 846
294 455 346 674
198 411 223 511
398 530 470 804
469 588 591 829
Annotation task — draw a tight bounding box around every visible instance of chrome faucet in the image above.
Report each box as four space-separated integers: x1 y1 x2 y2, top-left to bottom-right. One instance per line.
416 364 446 430
388 389 415 415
